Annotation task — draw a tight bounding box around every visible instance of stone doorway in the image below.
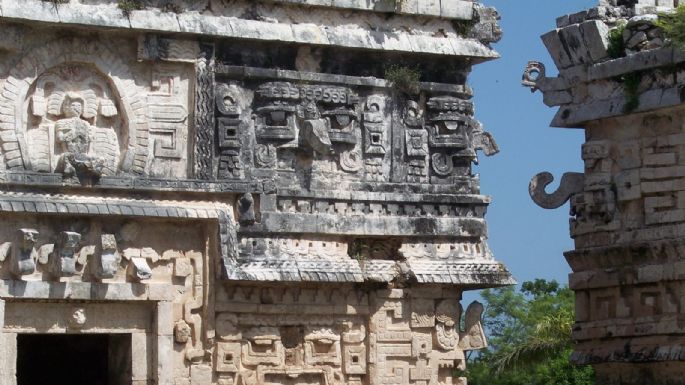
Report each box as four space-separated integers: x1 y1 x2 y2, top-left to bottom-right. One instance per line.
16 333 132 385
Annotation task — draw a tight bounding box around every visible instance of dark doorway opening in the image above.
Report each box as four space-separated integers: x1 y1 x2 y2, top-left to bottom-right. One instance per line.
16 333 132 385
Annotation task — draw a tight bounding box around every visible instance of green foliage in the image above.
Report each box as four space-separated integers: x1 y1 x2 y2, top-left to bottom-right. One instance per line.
621 71 642 113
118 0 146 17
522 278 560 297
607 24 626 59
658 6 685 51
465 280 594 385
453 19 476 38
384 65 421 96
348 239 368 261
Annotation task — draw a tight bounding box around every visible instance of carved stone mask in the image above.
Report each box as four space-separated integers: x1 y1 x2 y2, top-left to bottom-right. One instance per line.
304 102 320 120
63 97 84 118
20 229 38 249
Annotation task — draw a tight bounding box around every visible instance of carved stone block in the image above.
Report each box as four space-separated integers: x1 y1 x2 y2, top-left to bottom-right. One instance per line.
128 257 153 281
50 231 81 277
95 233 120 279
237 193 256 225
216 342 241 373
10 228 39 278
343 344 366 375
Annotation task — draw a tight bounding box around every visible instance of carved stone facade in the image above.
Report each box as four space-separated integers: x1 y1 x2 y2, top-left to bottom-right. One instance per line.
527 1 685 384
0 1 511 384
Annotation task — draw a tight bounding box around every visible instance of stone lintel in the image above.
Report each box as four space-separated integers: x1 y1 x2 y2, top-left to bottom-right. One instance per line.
0 280 181 301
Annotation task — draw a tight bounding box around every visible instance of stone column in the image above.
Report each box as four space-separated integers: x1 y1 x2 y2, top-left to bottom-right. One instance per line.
0 316 17 385
131 332 150 385
156 301 174 385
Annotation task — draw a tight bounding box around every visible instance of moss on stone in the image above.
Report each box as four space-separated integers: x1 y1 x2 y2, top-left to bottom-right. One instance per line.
607 24 627 59
621 71 641 113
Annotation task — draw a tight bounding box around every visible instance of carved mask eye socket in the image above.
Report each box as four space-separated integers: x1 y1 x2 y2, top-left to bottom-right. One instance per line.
268 111 287 126
333 114 351 129
436 121 466 138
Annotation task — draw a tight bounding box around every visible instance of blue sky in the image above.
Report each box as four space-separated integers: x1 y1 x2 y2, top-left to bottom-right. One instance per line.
468 0 597 290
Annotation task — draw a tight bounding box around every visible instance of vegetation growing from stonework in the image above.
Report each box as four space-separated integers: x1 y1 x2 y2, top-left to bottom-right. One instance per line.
41 0 69 5
657 5 685 51
117 0 146 17
453 19 477 38
465 279 595 385
621 71 642 113
385 65 421 96
607 24 627 59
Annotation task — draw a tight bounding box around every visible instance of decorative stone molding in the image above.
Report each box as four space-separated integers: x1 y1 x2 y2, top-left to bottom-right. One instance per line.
0 1 509 383
528 1 685 383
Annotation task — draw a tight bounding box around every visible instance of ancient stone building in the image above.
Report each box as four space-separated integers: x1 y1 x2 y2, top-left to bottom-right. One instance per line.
527 0 685 383
0 1 514 384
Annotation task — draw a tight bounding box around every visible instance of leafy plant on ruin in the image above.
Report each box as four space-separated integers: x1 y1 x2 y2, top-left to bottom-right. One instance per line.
158 0 183 14
348 239 369 262
348 238 396 263
657 5 685 51
385 64 421 96
118 0 146 17
607 24 627 59
453 19 477 38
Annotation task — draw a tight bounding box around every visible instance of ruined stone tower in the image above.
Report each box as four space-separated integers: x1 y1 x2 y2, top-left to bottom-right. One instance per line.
527 0 685 383
0 1 513 384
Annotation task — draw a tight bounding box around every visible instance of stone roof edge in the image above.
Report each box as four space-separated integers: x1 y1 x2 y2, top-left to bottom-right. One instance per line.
545 47 685 127
225 259 516 286
261 0 476 21
0 0 499 60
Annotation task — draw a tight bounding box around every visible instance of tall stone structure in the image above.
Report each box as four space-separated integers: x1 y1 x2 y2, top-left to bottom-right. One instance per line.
527 0 685 383
0 1 513 384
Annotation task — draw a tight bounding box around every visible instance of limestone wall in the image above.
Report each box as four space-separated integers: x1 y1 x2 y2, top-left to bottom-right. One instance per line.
0 1 511 384
528 1 685 383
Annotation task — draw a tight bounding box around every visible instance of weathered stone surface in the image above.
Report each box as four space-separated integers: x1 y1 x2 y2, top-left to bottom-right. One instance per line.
0 0 511 383
529 1 685 383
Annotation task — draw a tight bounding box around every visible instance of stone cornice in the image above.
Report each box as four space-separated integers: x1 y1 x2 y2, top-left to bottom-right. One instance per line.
0 0 500 60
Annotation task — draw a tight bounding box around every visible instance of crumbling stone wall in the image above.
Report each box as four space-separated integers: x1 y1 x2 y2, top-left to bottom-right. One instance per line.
0 1 512 384
527 1 685 384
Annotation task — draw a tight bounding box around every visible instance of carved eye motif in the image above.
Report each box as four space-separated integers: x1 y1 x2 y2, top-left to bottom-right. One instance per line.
268 111 287 126
333 114 351 128
369 103 379 112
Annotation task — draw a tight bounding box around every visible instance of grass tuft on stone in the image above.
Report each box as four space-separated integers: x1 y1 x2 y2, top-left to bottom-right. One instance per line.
385 65 421 96
118 0 146 17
